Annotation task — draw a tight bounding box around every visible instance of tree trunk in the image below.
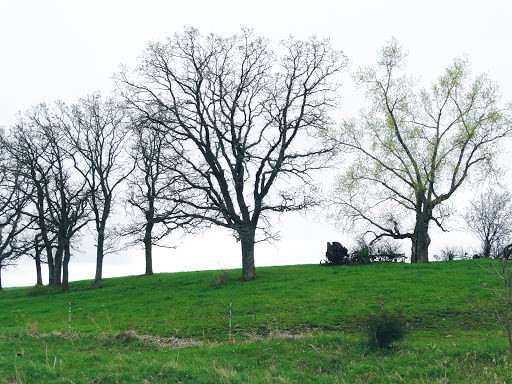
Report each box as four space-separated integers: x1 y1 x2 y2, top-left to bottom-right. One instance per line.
411 214 431 263
0 266 3 291
34 236 43 286
94 230 104 288
41 233 54 286
35 252 43 286
144 222 154 275
35 188 54 285
52 238 64 286
240 227 258 281
484 239 492 259
61 241 71 292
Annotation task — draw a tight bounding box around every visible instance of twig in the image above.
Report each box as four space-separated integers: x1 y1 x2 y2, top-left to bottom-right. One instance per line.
309 343 329 359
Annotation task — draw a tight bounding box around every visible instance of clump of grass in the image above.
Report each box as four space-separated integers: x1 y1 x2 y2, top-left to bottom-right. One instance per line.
114 330 140 345
28 285 49 296
365 309 406 349
27 321 39 336
212 268 229 286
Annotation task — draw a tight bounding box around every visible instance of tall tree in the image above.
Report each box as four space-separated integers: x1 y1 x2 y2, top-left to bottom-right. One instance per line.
0 130 32 290
7 119 58 285
119 29 346 280
329 39 512 263
7 105 91 288
123 117 196 275
465 188 512 258
65 94 134 287
28 104 91 290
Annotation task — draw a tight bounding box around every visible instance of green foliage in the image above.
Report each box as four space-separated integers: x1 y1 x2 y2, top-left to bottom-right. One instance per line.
331 40 511 258
365 309 407 349
355 241 372 263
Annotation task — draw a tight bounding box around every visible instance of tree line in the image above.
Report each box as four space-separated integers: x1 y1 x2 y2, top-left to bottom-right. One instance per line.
0 29 510 290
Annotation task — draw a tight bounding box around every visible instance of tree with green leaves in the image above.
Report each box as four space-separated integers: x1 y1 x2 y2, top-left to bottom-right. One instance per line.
330 39 511 263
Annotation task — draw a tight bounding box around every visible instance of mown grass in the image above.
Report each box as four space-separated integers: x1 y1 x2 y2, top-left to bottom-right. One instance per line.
0 259 509 383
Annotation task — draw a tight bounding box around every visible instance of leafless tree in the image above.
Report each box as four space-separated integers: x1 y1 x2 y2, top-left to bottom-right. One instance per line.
0 129 32 290
465 188 512 259
123 116 197 275
30 104 91 290
118 28 346 280
64 94 134 287
6 118 59 285
6 105 91 289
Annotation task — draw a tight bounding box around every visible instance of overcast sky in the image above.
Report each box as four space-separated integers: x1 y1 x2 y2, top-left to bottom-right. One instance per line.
1 0 511 287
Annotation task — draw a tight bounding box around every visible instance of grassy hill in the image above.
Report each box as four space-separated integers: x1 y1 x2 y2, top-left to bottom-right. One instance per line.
0 260 511 383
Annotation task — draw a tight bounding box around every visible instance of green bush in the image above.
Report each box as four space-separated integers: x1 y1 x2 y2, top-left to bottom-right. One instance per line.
365 309 406 349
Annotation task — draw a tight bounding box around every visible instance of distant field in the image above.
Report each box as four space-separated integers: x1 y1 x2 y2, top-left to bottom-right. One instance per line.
1 260 511 383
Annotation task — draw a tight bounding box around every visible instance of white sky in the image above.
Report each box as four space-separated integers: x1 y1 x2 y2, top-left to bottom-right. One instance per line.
1 0 511 287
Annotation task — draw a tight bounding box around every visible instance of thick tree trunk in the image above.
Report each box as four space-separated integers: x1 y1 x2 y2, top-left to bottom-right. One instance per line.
41 233 54 286
144 222 154 275
34 236 43 286
0 266 3 291
483 240 492 259
35 188 54 285
61 241 71 292
94 230 105 288
35 252 43 286
52 239 64 286
411 214 431 263
240 227 258 281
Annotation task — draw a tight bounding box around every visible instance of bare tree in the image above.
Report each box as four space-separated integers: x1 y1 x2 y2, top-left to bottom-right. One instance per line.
28 104 91 290
465 188 512 258
119 28 346 280
123 117 196 275
0 129 32 290
64 94 134 287
328 39 512 263
6 105 91 289
7 119 59 285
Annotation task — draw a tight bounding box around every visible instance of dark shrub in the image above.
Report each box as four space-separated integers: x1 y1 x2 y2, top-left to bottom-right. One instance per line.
365 309 406 349
324 242 350 265
356 243 372 264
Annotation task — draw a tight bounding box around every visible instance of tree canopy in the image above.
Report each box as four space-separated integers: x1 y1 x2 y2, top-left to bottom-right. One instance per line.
329 39 512 262
119 28 347 280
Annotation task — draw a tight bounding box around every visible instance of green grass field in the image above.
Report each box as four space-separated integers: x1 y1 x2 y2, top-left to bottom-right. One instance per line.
1 260 511 383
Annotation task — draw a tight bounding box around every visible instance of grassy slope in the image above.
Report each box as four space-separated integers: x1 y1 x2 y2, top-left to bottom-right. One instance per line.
0 260 510 383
